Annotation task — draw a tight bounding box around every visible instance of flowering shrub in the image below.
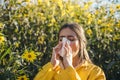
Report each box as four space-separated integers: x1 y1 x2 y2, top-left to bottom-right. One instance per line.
0 0 120 80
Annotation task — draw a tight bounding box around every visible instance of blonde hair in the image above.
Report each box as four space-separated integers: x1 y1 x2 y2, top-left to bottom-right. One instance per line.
58 23 92 63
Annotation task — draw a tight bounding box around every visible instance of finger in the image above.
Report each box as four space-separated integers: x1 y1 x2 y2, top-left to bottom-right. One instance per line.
52 47 56 55
54 44 59 49
53 47 60 59
54 43 62 52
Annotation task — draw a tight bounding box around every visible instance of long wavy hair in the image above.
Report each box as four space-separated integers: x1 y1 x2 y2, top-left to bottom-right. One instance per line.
58 23 92 63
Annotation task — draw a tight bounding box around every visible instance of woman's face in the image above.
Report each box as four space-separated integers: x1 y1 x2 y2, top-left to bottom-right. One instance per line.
59 28 80 58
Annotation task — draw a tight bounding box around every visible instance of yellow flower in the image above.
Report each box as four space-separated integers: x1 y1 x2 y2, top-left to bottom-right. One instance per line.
38 0 42 4
87 13 92 18
87 18 92 25
84 3 89 10
116 4 120 10
16 0 23 4
25 0 31 2
95 10 99 15
113 34 120 41
61 10 65 17
107 27 113 32
14 42 20 48
101 27 106 32
84 2 92 10
74 19 80 23
110 7 115 14
22 50 37 62
97 19 102 25
106 23 113 27
38 12 44 16
48 23 53 27
116 22 120 28
24 14 28 17
86 29 92 36
0 35 5 44
38 36 45 44
17 14 22 18
0 22 4 28
17 75 29 80
51 18 56 23
57 0 63 10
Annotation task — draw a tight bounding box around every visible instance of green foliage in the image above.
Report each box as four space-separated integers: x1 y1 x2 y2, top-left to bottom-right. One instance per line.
0 0 120 80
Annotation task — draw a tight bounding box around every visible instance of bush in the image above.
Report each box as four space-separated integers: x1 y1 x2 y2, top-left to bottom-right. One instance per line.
0 0 120 80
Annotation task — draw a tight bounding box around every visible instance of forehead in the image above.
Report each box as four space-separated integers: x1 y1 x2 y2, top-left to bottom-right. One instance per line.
59 28 77 37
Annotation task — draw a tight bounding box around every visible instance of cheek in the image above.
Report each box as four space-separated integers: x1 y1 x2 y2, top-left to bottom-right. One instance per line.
70 41 79 55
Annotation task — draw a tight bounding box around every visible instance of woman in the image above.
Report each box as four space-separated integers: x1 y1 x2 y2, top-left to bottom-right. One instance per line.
34 23 106 80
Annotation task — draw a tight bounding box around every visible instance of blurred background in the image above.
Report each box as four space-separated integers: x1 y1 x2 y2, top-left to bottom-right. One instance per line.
0 0 120 80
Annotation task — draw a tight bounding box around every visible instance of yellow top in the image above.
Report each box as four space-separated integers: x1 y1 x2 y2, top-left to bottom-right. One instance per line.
34 61 106 80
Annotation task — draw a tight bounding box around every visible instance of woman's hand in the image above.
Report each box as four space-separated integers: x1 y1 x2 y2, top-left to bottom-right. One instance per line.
51 43 64 69
63 42 73 68
51 42 73 69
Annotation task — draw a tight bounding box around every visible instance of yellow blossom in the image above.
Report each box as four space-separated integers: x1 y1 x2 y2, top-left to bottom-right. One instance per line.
22 50 37 62
86 29 92 36
0 22 4 28
97 19 102 25
116 4 120 10
110 7 115 14
101 27 113 33
17 75 29 80
116 22 120 28
38 12 44 16
16 0 23 4
38 36 45 44
87 18 92 25
106 23 113 27
87 20 91 25
95 10 99 15
51 18 56 23
68 5 74 11
57 0 63 10
84 3 89 10
38 0 42 4
17 14 22 18
14 42 20 48
0 35 5 44
87 13 92 18
107 27 113 32
24 14 28 17
74 19 80 23
25 0 31 2
51 0 58 2
70 12 75 17
101 27 106 32
61 10 65 17
84 2 92 10
48 23 53 27
113 34 120 41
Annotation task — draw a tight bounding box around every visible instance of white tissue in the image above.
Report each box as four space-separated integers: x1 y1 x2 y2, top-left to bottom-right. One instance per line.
59 38 70 57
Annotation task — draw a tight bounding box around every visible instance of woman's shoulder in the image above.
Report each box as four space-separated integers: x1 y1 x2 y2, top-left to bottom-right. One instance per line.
87 62 104 72
76 61 106 78
76 61 104 71
77 61 106 80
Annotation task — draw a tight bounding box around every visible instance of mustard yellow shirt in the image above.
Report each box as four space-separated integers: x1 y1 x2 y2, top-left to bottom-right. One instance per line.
34 61 106 80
